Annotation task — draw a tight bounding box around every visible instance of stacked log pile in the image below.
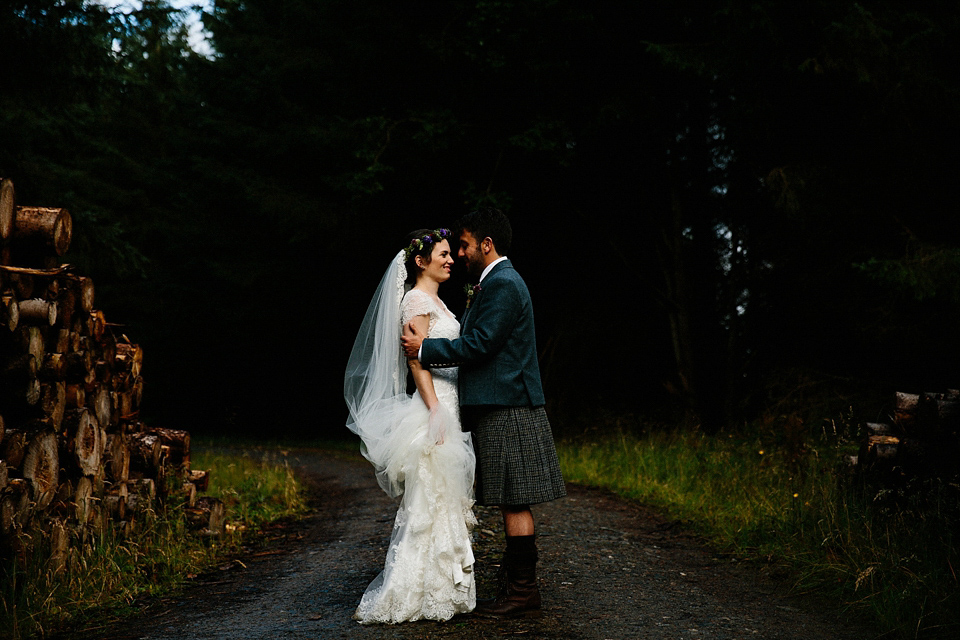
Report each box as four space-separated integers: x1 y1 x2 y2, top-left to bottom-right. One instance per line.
856 389 960 478
0 178 222 566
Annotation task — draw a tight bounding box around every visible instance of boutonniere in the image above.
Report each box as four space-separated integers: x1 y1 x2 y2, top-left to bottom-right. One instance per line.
464 283 482 308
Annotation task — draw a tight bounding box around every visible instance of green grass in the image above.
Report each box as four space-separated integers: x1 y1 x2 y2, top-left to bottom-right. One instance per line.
0 442 307 639
557 426 960 639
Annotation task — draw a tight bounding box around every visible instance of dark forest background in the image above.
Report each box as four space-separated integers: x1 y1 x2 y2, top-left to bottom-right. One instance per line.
2 0 959 439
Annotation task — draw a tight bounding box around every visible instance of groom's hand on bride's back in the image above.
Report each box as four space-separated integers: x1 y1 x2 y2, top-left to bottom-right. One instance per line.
402 321 424 359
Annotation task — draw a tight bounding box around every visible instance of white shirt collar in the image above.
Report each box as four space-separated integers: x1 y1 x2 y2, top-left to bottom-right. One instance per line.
479 256 508 283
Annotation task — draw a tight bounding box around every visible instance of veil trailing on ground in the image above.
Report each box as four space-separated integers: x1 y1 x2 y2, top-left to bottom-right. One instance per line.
344 251 409 496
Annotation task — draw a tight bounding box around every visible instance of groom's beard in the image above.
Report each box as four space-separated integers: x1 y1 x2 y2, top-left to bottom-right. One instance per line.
463 257 484 281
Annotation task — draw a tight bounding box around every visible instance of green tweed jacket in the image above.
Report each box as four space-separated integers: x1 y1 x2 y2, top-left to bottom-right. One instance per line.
420 259 546 408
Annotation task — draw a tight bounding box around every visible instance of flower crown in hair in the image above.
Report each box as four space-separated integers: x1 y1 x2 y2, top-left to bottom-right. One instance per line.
404 228 452 261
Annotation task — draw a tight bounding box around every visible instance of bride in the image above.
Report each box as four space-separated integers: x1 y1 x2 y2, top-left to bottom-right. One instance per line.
344 228 477 623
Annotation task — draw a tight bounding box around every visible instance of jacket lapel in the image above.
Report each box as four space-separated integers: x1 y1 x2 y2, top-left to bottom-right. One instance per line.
463 260 510 328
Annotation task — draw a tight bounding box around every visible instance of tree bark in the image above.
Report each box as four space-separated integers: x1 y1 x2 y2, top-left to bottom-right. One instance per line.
186 469 210 492
1 478 31 535
48 518 70 575
104 433 130 484
129 433 162 474
13 206 73 256
1 429 28 469
0 178 14 241
185 497 226 537
64 408 101 476
40 353 66 381
74 476 94 524
23 429 59 509
0 295 18 331
92 386 112 429
144 427 190 466
115 343 143 378
18 298 57 326
41 381 67 429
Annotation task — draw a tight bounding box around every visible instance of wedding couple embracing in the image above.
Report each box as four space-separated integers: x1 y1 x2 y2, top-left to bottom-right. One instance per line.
344 207 566 624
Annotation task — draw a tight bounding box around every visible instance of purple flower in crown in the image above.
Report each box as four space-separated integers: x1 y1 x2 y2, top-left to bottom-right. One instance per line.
403 228 451 261
464 283 482 308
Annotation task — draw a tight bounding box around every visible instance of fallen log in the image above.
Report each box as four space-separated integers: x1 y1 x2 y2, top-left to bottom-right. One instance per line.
143 427 190 466
13 206 73 256
128 433 162 474
1 429 28 469
185 497 225 537
91 386 112 429
64 408 101 476
18 298 57 326
186 469 210 493
104 433 130 484
48 518 69 575
0 178 14 241
0 295 17 331
23 429 59 510
40 381 67 429
1 478 31 535
74 476 94 524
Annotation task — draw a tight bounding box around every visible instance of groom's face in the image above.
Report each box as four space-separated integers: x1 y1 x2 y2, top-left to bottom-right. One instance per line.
458 230 485 279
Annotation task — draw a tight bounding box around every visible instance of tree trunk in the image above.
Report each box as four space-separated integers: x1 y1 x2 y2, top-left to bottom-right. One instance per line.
65 408 101 476
186 469 210 492
23 429 59 509
18 298 57 326
48 518 70 575
104 433 130 484
1 429 28 469
64 383 85 409
144 427 190 466
13 206 73 256
0 295 18 331
89 310 106 342
40 353 66 381
128 433 162 474
41 381 67 429
1 478 31 534
115 343 143 378
185 497 225 537
92 386 112 429
74 476 94 524
0 178 14 241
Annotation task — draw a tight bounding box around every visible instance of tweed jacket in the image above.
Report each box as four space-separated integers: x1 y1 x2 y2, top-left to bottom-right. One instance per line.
420 259 545 408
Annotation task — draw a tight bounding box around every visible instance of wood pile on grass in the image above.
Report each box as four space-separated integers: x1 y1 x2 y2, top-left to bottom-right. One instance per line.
0 177 223 569
855 389 960 479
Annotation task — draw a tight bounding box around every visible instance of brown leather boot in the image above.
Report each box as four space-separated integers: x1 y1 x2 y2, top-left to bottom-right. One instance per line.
475 535 541 618
476 560 508 607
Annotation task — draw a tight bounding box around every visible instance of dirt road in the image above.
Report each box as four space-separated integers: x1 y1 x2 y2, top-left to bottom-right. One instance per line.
66 447 873 639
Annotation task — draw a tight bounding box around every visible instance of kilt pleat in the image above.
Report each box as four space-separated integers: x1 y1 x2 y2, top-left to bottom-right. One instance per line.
473 406 566 506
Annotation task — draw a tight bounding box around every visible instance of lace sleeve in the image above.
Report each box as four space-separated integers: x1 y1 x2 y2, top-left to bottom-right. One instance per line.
401 289 435 326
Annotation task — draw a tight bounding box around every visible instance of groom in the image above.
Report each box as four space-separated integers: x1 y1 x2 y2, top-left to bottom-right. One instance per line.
402 207 565 618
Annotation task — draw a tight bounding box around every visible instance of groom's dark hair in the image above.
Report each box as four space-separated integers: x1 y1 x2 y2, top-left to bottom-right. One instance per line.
457 207 512 255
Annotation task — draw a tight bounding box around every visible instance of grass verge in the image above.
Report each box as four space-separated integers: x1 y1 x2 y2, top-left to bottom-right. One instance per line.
0 442 307 639
556 426 959 639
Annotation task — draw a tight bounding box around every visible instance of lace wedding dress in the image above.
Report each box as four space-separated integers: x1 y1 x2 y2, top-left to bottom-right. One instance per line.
353 289 477 624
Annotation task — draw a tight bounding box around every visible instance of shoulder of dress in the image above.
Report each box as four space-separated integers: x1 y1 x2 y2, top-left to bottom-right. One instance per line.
401 288 430 302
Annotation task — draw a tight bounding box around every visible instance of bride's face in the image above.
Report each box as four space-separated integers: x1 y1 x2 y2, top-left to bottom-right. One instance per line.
418 239 454 284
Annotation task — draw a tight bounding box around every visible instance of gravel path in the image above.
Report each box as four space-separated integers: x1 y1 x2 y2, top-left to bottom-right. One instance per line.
64 447 874 639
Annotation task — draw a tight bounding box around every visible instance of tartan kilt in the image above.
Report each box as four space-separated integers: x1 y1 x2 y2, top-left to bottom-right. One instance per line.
469 405 566 506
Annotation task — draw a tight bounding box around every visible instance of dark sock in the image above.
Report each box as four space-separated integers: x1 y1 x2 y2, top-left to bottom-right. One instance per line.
505 534 538 564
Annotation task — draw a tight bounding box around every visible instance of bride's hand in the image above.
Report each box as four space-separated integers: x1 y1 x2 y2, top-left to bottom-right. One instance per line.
402 321 425 359
428 406 446 445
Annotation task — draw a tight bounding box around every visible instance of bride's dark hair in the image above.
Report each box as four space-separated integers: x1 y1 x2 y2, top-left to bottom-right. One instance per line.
403 228 449 285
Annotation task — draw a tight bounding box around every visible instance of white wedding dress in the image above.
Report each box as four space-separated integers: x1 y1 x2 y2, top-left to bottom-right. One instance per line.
353 288 477 624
